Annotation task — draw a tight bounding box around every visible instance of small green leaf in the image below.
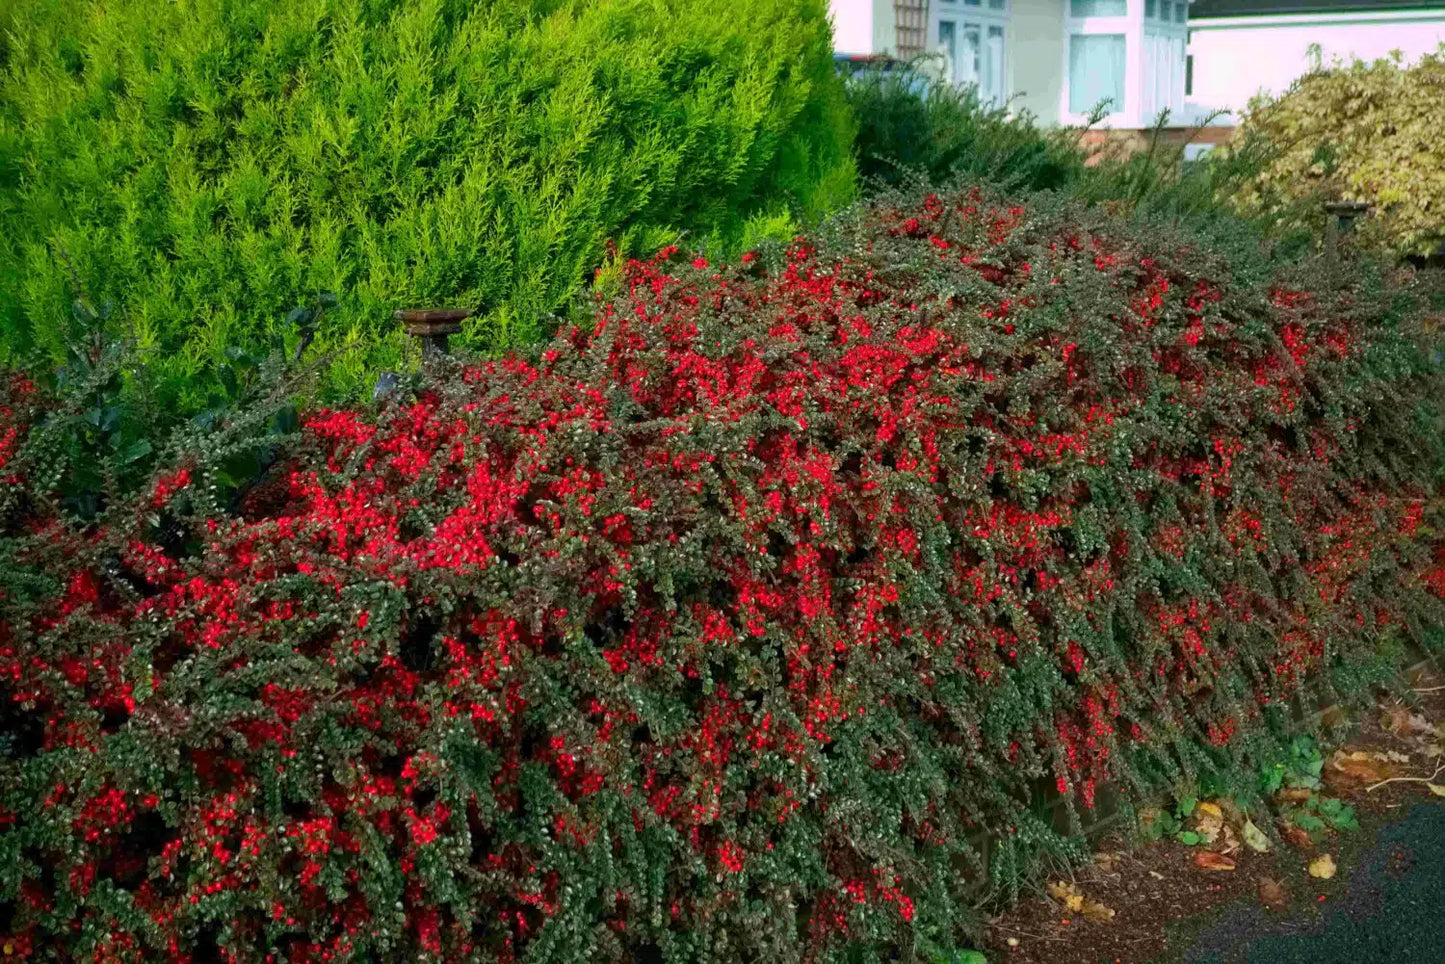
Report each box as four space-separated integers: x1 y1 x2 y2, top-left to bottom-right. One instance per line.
1179 831 1202 846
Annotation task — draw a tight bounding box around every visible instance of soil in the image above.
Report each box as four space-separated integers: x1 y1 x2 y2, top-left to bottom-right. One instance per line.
981 663 1445 964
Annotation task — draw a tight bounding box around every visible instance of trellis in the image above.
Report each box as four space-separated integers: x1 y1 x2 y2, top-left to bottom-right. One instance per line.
894 0 929 59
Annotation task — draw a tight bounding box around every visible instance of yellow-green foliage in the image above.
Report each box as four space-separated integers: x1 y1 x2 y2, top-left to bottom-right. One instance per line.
0 0 855 410
1226 46 1445 259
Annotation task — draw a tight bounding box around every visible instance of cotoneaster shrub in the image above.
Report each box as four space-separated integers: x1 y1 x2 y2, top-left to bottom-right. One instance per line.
0 0 855 412
3 185 1444 962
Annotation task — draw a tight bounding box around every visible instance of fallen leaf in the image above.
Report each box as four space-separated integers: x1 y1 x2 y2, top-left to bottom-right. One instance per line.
1308 854 1337 879
1081 898 1116 922
1047 880 1085 912
1427 784 1445 797
1194 801 1225 843
1094 852 1120 873
1327 749 1395 785
1385 751 1412 764
1424 744 1443 759
1382 705 1413 735
1277 787 1314 803
1242 819 1271 853
1283 825 1313 849
1193 851 1237 872
1258 876 1289 910
1319 705 1347 728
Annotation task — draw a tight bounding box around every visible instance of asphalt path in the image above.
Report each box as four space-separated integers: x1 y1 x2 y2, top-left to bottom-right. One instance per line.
1177 801 1445 964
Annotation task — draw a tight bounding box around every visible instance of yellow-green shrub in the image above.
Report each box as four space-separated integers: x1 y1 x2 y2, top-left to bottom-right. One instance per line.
1226 46 1445 260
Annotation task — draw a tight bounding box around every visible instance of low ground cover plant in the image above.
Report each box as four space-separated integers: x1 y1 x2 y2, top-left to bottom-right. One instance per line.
0 0 855 412
2 185 1443 961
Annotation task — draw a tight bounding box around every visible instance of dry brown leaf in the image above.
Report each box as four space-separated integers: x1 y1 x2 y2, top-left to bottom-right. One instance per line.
1385 751 1412 764
1195 801 1225 844
1258 876 1289 911
1424 744 1444 759
1319 705 1347 728
1094 852 1120 873
1283 825 1313 849
1327 749 1395 785
1382 705 1413 735
1193 851 1237 872
1277 787 1314 803
1308 854 1337 879
1081 898 1116 922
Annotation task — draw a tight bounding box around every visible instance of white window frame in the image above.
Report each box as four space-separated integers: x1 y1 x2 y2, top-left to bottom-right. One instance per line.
930 0 1010 108
1062 0 1135 127
1143 1 1188 123
1060 0 1189 129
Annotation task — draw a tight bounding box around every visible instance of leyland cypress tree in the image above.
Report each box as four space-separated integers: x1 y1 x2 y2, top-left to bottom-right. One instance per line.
0 0 856 410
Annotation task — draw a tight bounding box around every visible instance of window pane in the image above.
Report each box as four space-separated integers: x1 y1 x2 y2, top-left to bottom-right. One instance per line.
964 0 981 6
1146 0 1157 17
1069 33 1126 114
1174 0 1187 22
1071 0 1127 16
961 23 982 86
989 0 1007 8
939 20 957 72
987 25 1005 102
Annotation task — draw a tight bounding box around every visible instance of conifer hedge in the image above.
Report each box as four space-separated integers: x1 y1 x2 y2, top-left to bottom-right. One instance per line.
0 0 855 411
2 186 1443 961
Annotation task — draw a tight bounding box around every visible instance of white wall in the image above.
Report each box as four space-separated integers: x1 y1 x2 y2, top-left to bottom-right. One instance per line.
1010 0 1067 125
1188 12 1445 123
830 0 879 55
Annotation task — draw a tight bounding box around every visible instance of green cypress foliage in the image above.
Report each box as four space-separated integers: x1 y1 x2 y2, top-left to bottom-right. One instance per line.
0 0 856 410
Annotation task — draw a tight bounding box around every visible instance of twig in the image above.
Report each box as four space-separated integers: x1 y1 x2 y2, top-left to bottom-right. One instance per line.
989 924 1069 943
1411 685 1445 694
1365 763 1445 793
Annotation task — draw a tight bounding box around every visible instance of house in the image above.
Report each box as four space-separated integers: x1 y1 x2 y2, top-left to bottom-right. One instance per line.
1185 1 1445 123
829 1 1192 130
